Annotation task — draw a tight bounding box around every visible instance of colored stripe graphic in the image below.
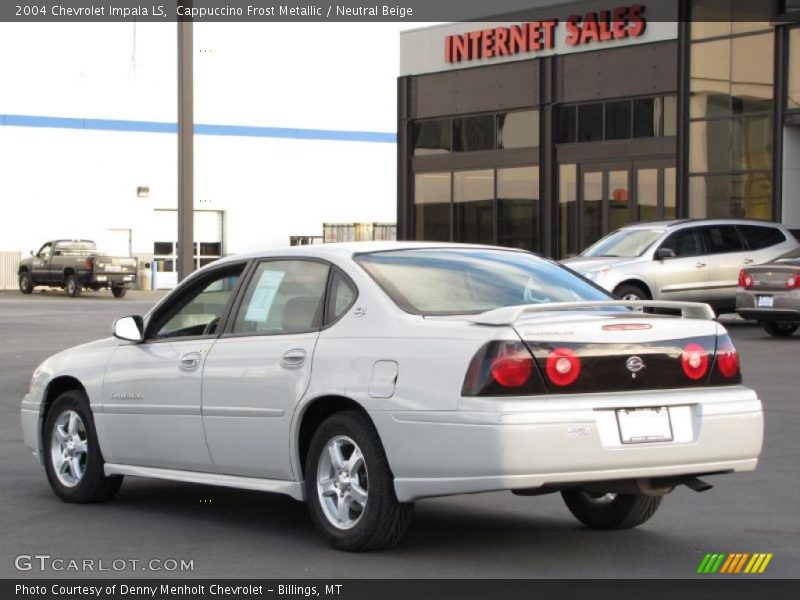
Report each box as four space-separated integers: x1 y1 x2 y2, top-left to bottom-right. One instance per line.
0 114 397 144
699 552 772 574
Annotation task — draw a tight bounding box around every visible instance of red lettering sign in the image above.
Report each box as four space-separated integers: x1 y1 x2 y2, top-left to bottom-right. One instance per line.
445 4 647 63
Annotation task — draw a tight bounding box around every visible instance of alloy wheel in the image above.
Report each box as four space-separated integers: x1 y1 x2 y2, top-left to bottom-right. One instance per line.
50 410 89 487
316 435 369 530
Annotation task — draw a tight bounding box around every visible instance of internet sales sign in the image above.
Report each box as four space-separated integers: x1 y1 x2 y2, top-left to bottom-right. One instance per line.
444 4 646 64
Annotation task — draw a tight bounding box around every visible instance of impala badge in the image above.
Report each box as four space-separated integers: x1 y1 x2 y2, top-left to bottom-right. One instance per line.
626 356 645 378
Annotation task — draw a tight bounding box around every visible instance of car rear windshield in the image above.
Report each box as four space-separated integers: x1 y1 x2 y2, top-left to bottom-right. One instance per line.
776 247 800 263
355 249 612 315
55 242 96 255
582 228 664 258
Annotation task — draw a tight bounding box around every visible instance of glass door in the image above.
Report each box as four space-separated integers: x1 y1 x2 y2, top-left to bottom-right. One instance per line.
634 161 677 222
578 163 631 252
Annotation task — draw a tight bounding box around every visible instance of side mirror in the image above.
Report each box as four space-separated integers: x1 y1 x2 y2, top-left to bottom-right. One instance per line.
113 315 144 342
655 248 677 260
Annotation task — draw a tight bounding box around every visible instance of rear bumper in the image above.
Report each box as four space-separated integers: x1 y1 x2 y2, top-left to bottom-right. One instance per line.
372 386 763 502
737 290 800 322
80 272 136 286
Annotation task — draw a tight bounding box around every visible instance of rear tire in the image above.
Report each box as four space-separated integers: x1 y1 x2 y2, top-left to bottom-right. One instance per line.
65 274 82 297
305 411 413 551
561 489 662 530
43 390 122 503
762 322 798 337
19 271 33 294
111 286 127 298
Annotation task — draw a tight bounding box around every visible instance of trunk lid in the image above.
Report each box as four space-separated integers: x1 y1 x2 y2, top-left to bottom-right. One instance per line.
744 264 800 291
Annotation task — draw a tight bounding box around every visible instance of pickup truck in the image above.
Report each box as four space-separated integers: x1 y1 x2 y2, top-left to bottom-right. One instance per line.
18 240 137 298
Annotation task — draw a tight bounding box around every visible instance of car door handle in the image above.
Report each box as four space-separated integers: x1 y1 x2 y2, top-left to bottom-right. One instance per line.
179 351 202 370
280 349 307 368
694 262 707 268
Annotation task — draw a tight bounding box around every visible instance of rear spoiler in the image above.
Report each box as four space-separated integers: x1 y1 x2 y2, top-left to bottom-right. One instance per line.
470 300 716 326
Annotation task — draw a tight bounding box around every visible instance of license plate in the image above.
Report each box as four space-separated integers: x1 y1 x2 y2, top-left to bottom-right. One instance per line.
616 407 673 444
757 295 774 308
123 276 133 281
95 275 107 282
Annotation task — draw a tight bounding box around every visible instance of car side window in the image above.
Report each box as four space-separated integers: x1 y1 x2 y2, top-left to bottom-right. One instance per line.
738 225 786 250
233 260 330 335
660 229 701 258
38 243 52 259
149 266 243 340
700 225 745 254
327 271 358 323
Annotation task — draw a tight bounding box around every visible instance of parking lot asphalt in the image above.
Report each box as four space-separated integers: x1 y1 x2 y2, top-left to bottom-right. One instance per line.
0 289 797 579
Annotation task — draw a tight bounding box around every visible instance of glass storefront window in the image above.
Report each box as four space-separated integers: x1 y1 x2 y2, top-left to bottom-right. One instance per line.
664 167 677 220
557 106 577 144
414 172 451 242
578 104 604 143
559 164 578 258
412 119 452 156
497 166 539 251
789 28 800 110
689 172 772 219
497 111 539 149
732 115 772 171
663 95 678 136
605 100 632 140
637 169 659 222
453 115 494 152
691 0 773 40
689 119 733 173
608 170 630 233
453 170 494 244
581 171 603 250
691 33 774 118
633 98 657 138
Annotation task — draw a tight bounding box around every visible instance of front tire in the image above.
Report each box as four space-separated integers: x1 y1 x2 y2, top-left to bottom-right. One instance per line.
305 411 413 551
43 390 122 503
613 283 649 302
561 489 662 530
65 274 82 297
19 271 33 294
762 322 798 337
111 285 127 298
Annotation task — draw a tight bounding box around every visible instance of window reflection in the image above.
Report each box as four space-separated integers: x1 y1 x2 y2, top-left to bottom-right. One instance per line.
581 171 603 250
413 119 452 156
497 111 539 149
559 164 578 258
789 28 800 110
497 166 539 251
637 169 659 222
453 115 494 152
453 170 494 244
414 172 451 242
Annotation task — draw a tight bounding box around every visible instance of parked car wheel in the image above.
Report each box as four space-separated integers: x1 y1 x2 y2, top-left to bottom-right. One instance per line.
613 283 649 302
561 489 662 530
43 390 123 503
762 322 798 337
111 286 127 299
19 271 34 294
305 411 413 551
65 274 82 297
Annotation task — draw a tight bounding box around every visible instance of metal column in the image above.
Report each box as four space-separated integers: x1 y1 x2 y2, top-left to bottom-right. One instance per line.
177 12 194 282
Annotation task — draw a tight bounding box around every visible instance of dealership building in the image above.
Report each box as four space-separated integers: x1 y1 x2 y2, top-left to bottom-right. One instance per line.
396 0 800 257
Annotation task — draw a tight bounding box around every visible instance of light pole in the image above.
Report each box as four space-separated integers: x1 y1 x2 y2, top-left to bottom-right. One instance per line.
177 7 194 282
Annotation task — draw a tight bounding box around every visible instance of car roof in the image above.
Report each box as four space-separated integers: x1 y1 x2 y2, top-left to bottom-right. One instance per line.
621 218 785 231
214 241 531 266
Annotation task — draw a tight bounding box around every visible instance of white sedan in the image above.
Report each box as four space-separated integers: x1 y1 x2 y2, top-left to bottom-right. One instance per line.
21 243 763 551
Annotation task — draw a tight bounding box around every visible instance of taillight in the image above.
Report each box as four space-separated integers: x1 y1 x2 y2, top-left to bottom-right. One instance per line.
787 275 800 289
738 269 753 289
84 256 94 270
461 341 544 396
491 349 533 388
545 347 582 387
681 342 710 381
712 334 741 383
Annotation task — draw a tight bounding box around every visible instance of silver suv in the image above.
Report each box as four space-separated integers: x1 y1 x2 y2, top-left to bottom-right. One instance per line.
562 219 800 314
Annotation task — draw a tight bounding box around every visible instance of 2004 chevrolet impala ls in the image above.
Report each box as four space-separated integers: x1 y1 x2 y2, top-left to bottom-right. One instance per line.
21 243 763 551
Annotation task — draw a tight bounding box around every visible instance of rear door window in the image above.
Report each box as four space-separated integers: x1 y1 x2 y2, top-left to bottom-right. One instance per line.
233 260 330 335
700 225 745 255
737 225 786 250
